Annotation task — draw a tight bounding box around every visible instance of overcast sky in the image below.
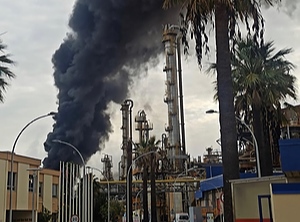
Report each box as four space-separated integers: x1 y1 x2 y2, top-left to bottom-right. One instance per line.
1 0 299 174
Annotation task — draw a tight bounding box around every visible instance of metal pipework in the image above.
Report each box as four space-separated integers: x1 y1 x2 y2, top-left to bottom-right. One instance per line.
87 166 110 222
124 99 134 222
135 110 147 144
52 140 88 221
135 110 153 144
120 102 130 180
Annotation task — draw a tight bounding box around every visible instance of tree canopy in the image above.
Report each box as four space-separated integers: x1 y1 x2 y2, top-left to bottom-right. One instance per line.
232 37 297 176
163 1 282 221
0 38 15 102
163 0 279 66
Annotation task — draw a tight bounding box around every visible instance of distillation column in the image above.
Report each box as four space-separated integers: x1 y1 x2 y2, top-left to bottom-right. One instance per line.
120 99 134 222
162 25 183 172
120 102 130 180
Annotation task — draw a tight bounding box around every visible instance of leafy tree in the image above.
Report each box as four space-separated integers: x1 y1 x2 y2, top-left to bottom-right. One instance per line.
93 179 107 221
93 177 125 222
208 37 297 175
38 206 57 222
110 199 125 221
231 37 296 176
0 38 15 102
163 1 281 221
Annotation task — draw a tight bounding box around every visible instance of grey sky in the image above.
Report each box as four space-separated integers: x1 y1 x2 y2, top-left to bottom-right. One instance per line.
0 0 299 172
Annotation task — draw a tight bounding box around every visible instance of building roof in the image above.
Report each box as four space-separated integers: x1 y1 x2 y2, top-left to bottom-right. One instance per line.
0 151 41 165
195 173 266 199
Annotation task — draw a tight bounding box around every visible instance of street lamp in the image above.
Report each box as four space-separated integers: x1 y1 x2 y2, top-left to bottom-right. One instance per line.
205 109 261 178
126 150 156 222
27 167 43 222
52 140 86 221
172 167 197 216
9 112 56 222
87 166 110 222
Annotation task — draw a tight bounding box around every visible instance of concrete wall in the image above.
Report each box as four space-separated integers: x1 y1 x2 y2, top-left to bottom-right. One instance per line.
43 174 52 211
17 163 29 210
0 159 7 222
272 193 300 222
0 152 60 222
231 176 286 222
271 183 300 222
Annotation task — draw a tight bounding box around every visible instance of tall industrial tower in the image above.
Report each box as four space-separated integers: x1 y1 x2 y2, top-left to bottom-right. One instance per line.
119 100 133 180
162 24 186 172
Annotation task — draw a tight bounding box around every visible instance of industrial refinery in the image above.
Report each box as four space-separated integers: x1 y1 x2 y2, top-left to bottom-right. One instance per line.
53 24 207 222
106 24 206 222
3 0 300 222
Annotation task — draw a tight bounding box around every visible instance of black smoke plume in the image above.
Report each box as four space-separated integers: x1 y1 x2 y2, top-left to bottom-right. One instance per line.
43 0 178 169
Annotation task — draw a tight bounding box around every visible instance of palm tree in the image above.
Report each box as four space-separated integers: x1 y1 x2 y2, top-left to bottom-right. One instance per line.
135 141 149 222
135 136 160 222
0 38 15 102
232 37 296 176
163 1 280 221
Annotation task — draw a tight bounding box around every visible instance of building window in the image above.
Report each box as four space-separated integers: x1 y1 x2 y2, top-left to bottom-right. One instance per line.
29 175 34 192
7 172 17 190
39 182 43 197
52 184 58 197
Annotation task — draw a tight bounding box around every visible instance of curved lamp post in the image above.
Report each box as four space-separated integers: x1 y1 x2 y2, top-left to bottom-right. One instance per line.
205 109 261 178
9 111 56 222
52 140 86 221
27 167 43 222
126 150 156 222
87 166 110 222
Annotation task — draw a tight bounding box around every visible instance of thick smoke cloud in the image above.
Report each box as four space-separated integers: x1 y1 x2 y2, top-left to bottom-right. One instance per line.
43 0 178 169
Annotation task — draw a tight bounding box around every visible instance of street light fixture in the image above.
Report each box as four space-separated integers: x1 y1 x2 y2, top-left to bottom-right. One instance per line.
9 112 56 222
126 150 156 222
205 109 261 177
87 166 110 222
52 140 87 221
27 167 43 222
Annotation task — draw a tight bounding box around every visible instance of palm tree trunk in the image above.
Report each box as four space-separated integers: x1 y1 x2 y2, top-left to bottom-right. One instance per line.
215 2 240 222
252 105 273 176
150 153 157 222
143 166 149 222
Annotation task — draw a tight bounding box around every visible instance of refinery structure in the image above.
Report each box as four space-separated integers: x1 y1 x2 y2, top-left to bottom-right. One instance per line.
4 1 300 222
4 21 300 222
92 24 294 222
6 20 300 222
89 24 270 222
111 24 205 222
